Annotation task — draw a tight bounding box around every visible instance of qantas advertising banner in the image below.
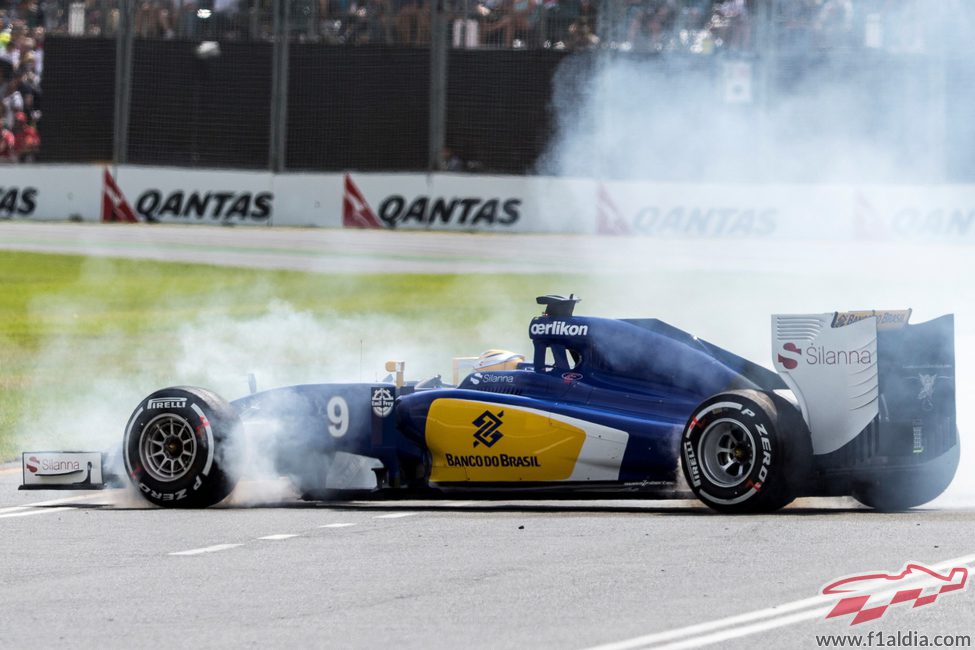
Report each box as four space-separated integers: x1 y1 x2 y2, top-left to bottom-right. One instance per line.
330 173 591 233
596 181 851 239
105 166 274 226
8 164 975 243
100 167 591 233
0 164 99 221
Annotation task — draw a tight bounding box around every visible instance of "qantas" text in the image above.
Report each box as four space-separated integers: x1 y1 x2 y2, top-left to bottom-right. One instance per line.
0 187 38 216
378 195 520 227
136 191 272 221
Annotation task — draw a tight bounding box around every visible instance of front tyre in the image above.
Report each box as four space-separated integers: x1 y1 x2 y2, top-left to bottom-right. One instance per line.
681 390 811 514
123 386 243 508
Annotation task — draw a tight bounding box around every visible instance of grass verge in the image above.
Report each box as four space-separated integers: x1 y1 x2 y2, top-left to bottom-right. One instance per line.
0 251 594 460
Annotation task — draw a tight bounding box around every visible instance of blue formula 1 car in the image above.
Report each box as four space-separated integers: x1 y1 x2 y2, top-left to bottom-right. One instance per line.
22 295 960 513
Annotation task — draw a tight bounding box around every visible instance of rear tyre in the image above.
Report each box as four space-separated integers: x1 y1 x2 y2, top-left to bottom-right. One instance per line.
681 390 811 514
123 386 243 508
852 443 960 511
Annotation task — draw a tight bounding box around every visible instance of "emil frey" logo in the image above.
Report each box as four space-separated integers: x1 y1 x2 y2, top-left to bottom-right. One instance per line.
472 410 504 448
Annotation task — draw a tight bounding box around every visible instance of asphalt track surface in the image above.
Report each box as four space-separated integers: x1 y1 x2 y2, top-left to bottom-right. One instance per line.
2 468 974 649
2 222 975 648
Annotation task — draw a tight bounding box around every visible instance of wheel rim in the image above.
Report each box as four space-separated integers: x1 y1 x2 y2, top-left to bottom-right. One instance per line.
139 413 198 483
697 418 756 489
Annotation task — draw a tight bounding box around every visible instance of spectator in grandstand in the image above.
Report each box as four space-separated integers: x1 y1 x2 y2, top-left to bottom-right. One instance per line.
539 0 572 46
539 0 596 49
11 110 37 161
344 0 389 44
0 23 16 73
611 0 642 45
29 26 42 78
363 0 391 44
0 53 11 85
320 0 354 43
626 0 677 52
11 29 27 67
20 1 44 30
482 0 539 47
0 66 24 130
17 35 34 62
439 145 464 171
653 0 711 54
394 0 429 45
565 14 597 49
15 60 39 117
0 105 15 163
712 0 749 51
135 0 175 39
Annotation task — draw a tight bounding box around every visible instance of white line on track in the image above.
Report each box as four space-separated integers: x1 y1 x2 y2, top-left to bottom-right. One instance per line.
169 544 243 556
374 512 417 519
0 493 103 515
259 534 299 540
0 506 73 519
319 523 356 528
584 552 975 650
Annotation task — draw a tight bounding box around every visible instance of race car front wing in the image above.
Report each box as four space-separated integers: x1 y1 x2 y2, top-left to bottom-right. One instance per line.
19 452 120 490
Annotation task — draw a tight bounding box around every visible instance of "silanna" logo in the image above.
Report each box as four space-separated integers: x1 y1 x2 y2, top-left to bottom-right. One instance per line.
778 342 872 369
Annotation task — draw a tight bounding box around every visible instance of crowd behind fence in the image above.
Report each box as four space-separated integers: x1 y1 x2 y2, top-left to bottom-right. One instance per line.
25 0 937 53
1 0 972 181
0 10 42 162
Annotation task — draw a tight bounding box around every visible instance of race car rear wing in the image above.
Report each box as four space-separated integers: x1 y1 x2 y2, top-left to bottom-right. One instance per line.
772 310 955 460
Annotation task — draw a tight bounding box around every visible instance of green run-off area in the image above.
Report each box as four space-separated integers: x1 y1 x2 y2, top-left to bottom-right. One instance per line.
0 251 592 460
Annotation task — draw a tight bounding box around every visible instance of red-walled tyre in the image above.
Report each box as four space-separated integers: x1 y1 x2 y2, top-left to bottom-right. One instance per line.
681 390 812 514
123 386 243 508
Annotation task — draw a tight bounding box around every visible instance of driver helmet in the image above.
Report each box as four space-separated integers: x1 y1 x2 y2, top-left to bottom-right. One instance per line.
474 349 525 372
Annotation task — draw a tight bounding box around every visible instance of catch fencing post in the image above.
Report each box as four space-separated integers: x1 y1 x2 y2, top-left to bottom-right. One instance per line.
269 0 291 172
428 0 447 171
755 0 775 180
112 0 135 166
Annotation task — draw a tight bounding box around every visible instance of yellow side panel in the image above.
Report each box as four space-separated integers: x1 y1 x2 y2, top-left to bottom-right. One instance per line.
426 399 586 482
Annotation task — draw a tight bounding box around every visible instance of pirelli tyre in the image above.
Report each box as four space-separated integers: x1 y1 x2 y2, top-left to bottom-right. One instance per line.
681 390 812 514
123 386 243 508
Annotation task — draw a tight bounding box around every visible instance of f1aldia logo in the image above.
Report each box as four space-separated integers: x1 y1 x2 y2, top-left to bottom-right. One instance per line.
343 174 520 230
821 562 969 626
472 410 504 448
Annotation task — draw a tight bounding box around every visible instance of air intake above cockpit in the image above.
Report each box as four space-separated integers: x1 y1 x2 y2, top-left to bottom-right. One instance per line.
536 294 581 317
